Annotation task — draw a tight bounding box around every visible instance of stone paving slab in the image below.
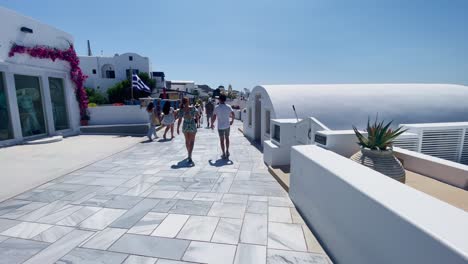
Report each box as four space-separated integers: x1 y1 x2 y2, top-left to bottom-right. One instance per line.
0 121 331 264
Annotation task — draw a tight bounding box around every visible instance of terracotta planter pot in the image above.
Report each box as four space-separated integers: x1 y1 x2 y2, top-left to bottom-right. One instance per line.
350 148 405 183
80 120 89 126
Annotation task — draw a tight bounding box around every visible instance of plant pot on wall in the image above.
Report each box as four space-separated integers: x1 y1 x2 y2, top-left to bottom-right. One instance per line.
351 117 407 183
351 148 405 182
80 119 89 126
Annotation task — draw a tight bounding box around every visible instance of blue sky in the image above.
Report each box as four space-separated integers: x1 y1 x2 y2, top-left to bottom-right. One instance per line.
2 0 467 90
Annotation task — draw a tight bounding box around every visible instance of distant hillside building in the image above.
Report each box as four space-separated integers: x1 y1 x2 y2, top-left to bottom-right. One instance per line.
79 52 150 93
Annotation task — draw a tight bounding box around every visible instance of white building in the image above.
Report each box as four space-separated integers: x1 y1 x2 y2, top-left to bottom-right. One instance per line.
244 84 468 145
0 7 81 146
79 52 150 93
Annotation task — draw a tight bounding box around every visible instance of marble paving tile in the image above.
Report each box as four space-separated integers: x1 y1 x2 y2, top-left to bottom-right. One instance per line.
125 183 154 196
63 176 128 187
45 183 87 192
247 201 268 214
20 190 73 203
266 249 329 264
60 186 101 202
79 208 126 230
240 213 267 245
268 206 292 223
173 191 197 200
193 192 223 202
104 195 144 209
268 222 307 251
169 200 213 216
57 247 128 264
182 241 236 264
177 216 219 241
36 205 83 224
23 229 94 264
151 199 178 213
208 202 246 219
56 206 101 226
211 177 233 193
156 260 198 264
19 200 69 222
31 225 74 243
110 199 160 229
0 238 49 264
78 195 110 207
234 243 267 264
268 197 294 207
151 214 189 238
0 202 47 219
0 218 21 233
0 235 8 243
147 190 178 199
211 218 242 245
123 255 158 264
1 222 53 239
222 194 249 204
0 200 31 216
109 234 190 259
108 187 132 195
82 227 127 250
248 195 269 202
128 212 167 235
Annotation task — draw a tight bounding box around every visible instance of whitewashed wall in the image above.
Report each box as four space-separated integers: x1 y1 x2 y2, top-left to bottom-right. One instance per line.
88 105 148 125
0 7 80 146
290 145 468 264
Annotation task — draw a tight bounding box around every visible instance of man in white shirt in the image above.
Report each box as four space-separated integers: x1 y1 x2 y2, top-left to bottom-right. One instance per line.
211 94 235 159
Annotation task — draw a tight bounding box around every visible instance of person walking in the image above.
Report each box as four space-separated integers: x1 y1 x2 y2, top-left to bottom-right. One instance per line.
195 103 203 128
146 102 160 141
205 99 214 128
161 101 176 140
211 94 235 159
177 97 199 164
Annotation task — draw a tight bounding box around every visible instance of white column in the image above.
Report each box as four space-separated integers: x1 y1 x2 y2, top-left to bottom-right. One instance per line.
4 72 23 141
40 74 56 136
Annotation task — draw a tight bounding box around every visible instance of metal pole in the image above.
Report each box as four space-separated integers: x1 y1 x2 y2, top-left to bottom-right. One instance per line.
130 67 134 101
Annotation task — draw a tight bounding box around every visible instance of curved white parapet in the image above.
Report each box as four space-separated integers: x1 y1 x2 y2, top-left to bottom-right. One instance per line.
289 145 468 264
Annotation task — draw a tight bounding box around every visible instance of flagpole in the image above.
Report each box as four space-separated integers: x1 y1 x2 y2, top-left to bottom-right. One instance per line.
130 67 134 102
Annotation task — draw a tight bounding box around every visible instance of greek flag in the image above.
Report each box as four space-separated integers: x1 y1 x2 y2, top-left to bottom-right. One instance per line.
132 74 151 92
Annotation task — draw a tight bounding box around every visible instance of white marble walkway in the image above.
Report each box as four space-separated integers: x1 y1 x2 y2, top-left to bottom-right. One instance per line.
0 121 331 264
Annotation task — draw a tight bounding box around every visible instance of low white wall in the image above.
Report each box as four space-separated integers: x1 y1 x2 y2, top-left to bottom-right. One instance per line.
264 140 290 166
394 147 468 190
88 105 148 125
289 145 468 264
315 130 364 157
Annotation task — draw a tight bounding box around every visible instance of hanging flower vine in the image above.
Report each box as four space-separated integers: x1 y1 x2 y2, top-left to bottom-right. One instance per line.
8 44 89 120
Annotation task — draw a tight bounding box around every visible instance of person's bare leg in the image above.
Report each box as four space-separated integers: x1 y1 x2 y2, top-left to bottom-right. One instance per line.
219 135 226 157
170 124 174 138
189 133 196 158
184 133 190 157
226 136 230 156
163 125 170 139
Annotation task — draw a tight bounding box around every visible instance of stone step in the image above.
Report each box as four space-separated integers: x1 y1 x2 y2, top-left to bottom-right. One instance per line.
80 124 150 136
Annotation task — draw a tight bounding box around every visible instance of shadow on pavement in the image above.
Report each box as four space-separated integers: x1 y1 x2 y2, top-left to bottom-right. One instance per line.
171 159 195 169
209 159 233 167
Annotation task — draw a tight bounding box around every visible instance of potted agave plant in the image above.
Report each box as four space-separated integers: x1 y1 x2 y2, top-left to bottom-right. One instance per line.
350 118 407 183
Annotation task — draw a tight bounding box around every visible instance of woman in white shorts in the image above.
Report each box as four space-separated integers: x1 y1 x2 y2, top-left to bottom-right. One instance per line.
161 101 176 139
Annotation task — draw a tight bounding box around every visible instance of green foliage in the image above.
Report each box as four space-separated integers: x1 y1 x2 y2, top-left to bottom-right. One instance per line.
107 72 153 104
353 117 407 151
85 88 108 105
